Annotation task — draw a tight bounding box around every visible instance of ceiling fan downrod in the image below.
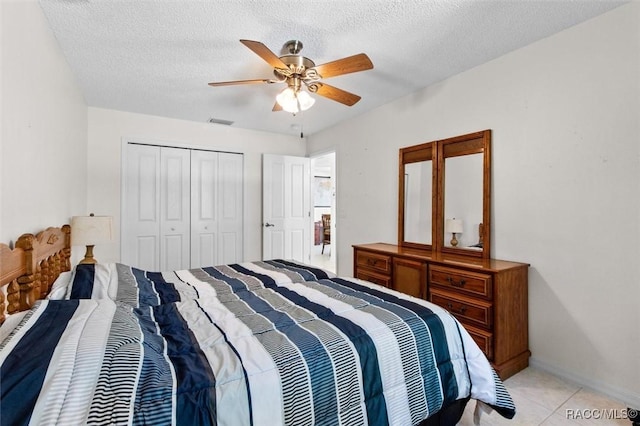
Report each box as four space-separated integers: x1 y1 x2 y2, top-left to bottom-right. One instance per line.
283 40 303 55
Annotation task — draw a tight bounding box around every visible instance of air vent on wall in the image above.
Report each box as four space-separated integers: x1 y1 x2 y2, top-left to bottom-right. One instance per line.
208 117 234 126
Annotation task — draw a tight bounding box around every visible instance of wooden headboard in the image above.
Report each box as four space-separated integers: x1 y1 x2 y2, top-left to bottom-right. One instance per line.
0 225 71 323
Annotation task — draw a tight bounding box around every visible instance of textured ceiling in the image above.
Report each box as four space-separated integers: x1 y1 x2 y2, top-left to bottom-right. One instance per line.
38 0 624 137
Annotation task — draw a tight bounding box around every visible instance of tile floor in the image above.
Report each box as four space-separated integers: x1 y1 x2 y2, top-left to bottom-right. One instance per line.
458 367 633 425
310 244 335 273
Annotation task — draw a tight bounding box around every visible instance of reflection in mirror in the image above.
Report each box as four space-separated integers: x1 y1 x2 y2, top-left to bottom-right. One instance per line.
444 153 483 250
404 161 432 245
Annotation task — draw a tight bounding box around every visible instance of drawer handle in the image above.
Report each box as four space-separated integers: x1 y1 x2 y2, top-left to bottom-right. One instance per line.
367 259 377 266
446 277 466 287
446 302 467 315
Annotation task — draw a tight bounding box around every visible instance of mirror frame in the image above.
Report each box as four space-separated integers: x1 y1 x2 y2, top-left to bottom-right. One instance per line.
398 129 491 259
436 129 491 259
398 141 436 251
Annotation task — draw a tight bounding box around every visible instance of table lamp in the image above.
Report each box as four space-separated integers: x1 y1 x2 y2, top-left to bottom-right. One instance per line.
71 214 113 264
445 218 463 247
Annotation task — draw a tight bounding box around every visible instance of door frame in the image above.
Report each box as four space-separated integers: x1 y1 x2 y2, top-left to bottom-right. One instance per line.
309 150 337 273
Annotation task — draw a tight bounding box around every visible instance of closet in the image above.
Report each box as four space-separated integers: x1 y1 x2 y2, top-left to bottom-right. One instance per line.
122 143 243 271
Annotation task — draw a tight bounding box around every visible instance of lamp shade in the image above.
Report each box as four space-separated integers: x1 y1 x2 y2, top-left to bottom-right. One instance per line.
296 90 315 111
445 218 463 234
276 87 315 113
71 215 113 246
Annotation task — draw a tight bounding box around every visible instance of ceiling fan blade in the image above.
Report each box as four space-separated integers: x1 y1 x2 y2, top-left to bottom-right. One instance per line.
312 53 373 79
240 39 289 70
272 101 283 112
208 79 277 87
313 83 361 106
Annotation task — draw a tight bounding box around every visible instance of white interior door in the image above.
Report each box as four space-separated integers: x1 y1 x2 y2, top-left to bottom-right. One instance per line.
263 154 310 262
191 151 243 267
123 142 243 270
218 152 243 264
190 150 219 268
122 144 161 270
160 147 190 271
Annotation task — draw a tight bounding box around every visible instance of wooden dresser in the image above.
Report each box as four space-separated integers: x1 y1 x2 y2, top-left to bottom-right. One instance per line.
353 242 529 379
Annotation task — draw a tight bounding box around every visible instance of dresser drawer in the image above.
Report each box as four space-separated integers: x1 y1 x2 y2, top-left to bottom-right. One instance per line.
429 265 492 299
429 289 493 328
464 324 494 360
355 250 391 274
356 269 391 288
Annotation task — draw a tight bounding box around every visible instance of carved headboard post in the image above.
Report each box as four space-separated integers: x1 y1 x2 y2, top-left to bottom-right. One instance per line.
0 242 27 322
63 224 71 272
1 225 71 320
15 234 36 311
13 226 71 310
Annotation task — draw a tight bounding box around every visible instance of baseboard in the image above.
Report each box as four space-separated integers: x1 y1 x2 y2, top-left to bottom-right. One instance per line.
530 357 640 410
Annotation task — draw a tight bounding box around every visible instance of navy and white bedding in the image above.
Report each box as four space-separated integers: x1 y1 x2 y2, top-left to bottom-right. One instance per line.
51 259 336 306
0 261 515 425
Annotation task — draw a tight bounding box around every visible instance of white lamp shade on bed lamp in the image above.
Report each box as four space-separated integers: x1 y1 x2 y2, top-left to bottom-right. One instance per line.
445 218 463 247
71 214 113 264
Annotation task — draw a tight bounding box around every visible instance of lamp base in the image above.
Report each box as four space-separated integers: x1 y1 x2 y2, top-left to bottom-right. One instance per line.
79 245 98 264
450 233 459 247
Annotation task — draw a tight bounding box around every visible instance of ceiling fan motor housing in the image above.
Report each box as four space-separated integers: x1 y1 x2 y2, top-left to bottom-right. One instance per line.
274 54 318 80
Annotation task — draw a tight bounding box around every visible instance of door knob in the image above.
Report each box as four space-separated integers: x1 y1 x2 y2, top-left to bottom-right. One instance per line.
265 223 275 227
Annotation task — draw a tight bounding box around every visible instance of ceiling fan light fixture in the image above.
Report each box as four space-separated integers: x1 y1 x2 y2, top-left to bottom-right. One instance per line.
296 90 315 111
276 87 315 114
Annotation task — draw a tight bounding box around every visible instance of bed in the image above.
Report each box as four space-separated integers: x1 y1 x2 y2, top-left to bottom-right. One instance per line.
0 225 515 425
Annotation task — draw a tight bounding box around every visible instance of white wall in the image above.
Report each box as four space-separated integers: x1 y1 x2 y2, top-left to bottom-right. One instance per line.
87 107 304 263
1 0 87 244
3 0 637 409
308 3 640 408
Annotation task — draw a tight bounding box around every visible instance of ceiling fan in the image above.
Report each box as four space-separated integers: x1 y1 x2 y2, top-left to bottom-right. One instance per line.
208 39 374 114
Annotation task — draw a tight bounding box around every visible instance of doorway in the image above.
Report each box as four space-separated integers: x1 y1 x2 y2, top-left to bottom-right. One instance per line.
310 152 336 273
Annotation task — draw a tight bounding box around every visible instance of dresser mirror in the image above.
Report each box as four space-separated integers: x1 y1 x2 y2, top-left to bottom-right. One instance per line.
443 153 483 250
398 130 491 259
437 130 491 258
398 141 435 250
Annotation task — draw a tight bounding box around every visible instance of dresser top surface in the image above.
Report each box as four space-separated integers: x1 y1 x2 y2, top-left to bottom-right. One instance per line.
353 242 529 272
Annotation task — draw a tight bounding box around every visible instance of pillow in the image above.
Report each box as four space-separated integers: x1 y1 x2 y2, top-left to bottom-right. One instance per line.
46 271 73 300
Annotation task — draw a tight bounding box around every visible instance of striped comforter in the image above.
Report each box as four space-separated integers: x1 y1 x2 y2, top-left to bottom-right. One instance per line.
61 260 336 306
0 263 515 425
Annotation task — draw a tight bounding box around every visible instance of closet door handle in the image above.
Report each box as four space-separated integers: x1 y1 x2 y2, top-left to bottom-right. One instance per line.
265 223 275 228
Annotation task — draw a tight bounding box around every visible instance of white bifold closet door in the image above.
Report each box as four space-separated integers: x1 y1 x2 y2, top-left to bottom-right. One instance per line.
190 150 243 267
122 144 243 271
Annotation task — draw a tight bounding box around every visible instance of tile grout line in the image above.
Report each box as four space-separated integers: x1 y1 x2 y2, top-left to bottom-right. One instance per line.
542 386 584 424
